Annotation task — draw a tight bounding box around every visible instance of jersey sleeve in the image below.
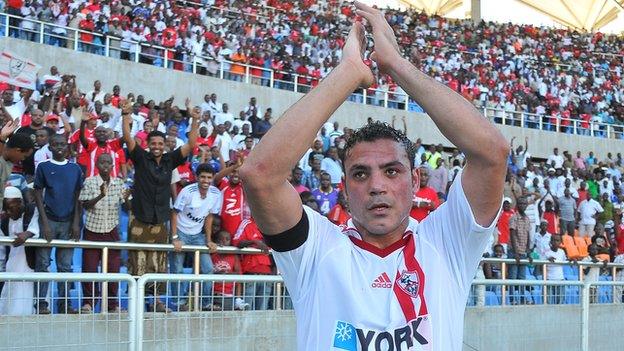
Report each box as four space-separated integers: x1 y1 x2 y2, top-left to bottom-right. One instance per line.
210 187 223 215
264 205 341 303
172 186 189 212
418 170 501 294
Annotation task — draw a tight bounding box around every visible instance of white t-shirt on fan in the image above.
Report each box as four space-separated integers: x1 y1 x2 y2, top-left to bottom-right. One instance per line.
270 172 499 351
173 183 223 234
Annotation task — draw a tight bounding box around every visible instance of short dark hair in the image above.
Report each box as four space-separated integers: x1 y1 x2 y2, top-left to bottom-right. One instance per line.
6 132 35 150
340 121 415 169
147 130 166 142
195 163 216 176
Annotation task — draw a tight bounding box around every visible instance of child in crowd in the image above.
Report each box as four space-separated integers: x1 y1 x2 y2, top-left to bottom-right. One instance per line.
211 230 249 310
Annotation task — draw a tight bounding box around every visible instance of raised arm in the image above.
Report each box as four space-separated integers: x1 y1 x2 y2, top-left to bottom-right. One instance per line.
179 106 199 158
356 1 508 226
120 99 136 152
239 23 373 235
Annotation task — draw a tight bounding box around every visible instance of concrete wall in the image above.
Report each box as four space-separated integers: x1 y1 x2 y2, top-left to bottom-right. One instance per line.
1 37 623 159
2 305 622 350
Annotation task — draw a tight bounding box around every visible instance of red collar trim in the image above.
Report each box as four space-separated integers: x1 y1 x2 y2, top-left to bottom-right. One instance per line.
347 232 412 258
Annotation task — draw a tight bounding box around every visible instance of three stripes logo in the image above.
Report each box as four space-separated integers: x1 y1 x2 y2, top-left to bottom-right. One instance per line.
371 272 392 289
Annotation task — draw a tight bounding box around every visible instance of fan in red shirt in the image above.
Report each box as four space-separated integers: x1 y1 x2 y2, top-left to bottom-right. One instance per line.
231 217 273 310
327 190 350 225
78 118 124 178
79 14 96 45
217 165 249 237
69 112 97 171
410 167 440 221
540 199 559 235
496 198 515 248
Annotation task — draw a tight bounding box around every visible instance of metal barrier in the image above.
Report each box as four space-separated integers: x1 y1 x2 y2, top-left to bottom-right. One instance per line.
135 274 290 351
0 272 136 351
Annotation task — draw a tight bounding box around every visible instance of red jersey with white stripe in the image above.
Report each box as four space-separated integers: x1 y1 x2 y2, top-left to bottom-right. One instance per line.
84 138 124 178
271 175 497 350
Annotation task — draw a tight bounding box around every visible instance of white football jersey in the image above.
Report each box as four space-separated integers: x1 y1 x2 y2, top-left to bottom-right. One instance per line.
270 174 499 351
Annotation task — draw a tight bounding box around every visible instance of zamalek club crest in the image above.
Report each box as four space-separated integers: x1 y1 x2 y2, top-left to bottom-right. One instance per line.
397 270 420 298
9 58 26 79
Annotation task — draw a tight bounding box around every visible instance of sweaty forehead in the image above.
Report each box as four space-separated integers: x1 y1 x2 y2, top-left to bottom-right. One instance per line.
345 139 410 169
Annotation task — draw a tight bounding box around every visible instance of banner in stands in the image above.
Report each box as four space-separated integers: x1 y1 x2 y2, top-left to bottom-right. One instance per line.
0 51 41 89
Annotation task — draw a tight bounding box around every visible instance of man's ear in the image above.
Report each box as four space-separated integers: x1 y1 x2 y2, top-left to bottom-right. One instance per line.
413 167 420 193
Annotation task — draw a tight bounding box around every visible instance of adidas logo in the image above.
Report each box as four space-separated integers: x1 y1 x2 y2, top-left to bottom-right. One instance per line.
371 272 392 289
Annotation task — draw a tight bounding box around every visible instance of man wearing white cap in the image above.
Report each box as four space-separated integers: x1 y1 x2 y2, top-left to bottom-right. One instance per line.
0 186 40 315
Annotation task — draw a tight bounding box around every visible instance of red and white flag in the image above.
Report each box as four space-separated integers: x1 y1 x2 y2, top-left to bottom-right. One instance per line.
0 51 41 89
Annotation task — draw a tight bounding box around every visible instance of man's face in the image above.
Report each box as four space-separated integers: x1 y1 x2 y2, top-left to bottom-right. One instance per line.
550 235 562 251
419 168 429 187
250 97 256 105
2 89 12 103
113 85 120 95
49 136 68 160
168 125 179 137
230 169 240 185
132 103 140 114
212 217 222 234
210 93 216 102
343 139 415 237
35 129 49 146
31 109 44 126
516 198 528 213
540 222 548 232
94 80 101 90
199 126 208 138
293 169 303 183
148 135 166 157
311 158 321 171
3 198 23 219
328 147 338 160
94 127 108 143
494 246 504 258
320 174 331 188
165 135 176 151
96 154 113 176
222 104 228 113
244 137 254 149
197 172 214 190
46 119 59 131
503 201 511 211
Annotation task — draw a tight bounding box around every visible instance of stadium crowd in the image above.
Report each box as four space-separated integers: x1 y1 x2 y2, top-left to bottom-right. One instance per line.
1 0 624 133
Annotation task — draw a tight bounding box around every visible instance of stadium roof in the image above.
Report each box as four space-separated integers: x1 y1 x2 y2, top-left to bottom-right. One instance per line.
393 0 624 32
517 0 624 32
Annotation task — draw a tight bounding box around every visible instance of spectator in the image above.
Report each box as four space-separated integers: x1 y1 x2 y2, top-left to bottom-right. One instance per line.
211 230 248 311
0 186 39 315
302 156 322 190
578 196 605 237
33 134 83 314
170 163 222 311
215 158 247 237
231 218 273 310
14 108 55 178
428 157 448 198
558 188 577 236
327 190 350 226
311 172 339 216
0 122 32 204
121 100 199 312
545 235 566 304
79 118 124 178
539 199 559 235
508 196 533 305
483 244 506 280
410 166 440 222
320 146 342 186
598 192 614 225
78 153 129 314
533 220 553 261
33 128 52 171
496 198 515 253
290 167 309 194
